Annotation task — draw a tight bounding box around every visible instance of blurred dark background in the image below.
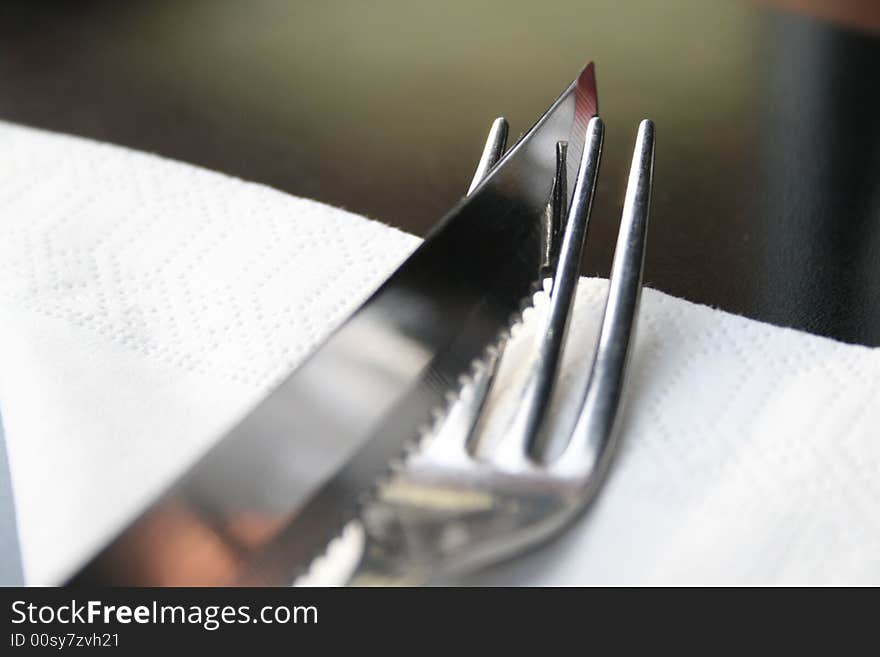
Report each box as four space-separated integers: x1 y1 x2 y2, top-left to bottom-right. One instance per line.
1 0 879 345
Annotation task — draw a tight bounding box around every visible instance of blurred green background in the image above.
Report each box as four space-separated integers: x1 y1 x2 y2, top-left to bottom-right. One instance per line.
0 0 756 230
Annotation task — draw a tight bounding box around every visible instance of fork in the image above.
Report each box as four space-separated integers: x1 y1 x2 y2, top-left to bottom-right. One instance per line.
302 114 655 586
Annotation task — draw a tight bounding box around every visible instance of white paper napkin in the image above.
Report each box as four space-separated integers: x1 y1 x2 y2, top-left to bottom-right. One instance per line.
1 121 878 586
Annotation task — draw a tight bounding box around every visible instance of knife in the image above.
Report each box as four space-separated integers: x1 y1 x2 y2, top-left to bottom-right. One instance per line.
69 63 598 585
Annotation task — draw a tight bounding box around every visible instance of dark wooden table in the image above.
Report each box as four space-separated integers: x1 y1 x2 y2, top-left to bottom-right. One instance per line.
2 0 879 345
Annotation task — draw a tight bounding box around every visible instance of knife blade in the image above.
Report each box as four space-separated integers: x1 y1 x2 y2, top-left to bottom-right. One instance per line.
69 63 598 585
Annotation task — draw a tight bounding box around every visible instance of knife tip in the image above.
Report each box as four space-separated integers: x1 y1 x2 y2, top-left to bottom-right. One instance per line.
575 61 599 123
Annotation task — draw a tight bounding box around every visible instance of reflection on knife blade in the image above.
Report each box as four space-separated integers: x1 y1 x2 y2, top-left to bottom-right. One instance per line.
68 63 598 586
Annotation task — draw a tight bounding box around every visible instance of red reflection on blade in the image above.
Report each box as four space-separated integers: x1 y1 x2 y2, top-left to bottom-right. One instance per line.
574 62 599 133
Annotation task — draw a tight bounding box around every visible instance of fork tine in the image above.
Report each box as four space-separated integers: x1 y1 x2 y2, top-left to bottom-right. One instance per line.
555 119 655 477
467 117 509 195
490 116 605 467
544 141 568 275
415 118 510 463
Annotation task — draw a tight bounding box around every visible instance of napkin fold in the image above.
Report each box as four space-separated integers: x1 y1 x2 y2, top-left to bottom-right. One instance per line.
0 121 878 586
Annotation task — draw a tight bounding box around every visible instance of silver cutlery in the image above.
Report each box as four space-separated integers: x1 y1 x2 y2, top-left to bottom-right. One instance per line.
302 114 655 585
69 63 653 586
